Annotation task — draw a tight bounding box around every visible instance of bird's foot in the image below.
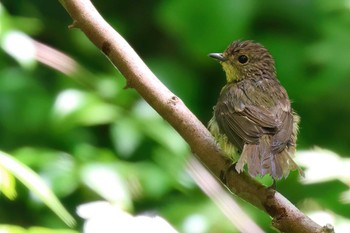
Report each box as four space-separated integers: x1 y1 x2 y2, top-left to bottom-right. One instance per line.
220 162 236 185
266 179 277 198
268 179 276 190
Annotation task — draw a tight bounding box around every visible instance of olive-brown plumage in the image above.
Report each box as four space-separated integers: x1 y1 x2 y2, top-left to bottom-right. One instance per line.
208 40 303 179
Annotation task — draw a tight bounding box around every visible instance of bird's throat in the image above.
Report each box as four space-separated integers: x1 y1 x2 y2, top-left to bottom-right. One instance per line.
221 62 239 83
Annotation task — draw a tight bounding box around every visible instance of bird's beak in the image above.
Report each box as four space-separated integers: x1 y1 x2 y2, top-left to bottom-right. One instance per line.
208 53 227 62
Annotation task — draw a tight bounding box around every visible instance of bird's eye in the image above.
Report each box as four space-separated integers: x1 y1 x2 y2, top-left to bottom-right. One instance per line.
238 55 248 64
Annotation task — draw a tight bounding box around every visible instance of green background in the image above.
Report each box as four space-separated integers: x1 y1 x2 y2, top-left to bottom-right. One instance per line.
1 0 350 232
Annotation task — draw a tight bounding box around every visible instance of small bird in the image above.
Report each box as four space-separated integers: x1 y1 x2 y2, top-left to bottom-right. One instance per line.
208 40 303 180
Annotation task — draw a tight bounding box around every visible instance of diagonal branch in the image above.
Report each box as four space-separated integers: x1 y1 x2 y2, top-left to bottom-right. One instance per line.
58 1 333 232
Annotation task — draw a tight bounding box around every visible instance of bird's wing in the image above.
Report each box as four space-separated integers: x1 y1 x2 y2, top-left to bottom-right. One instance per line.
214 79 293 151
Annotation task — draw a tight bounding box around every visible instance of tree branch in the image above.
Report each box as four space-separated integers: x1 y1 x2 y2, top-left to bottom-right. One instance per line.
58 1 334 232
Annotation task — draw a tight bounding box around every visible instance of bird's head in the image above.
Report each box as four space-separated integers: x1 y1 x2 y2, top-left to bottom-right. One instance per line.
209 40 276 83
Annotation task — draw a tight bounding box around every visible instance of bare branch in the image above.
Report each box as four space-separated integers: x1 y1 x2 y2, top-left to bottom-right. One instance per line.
58 1 334 232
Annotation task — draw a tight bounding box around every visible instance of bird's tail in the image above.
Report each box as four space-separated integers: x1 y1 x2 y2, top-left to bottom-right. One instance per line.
235 136 304 179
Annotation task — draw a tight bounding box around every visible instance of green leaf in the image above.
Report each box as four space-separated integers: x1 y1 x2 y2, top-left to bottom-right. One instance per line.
52 89 120 129
0 151 76 227
0 165 17 200
0 225 79 233
0 224 26 233
80 163 133 210
28 226 79 233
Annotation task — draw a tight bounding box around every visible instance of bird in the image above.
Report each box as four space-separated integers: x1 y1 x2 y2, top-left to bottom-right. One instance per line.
208 40 303 180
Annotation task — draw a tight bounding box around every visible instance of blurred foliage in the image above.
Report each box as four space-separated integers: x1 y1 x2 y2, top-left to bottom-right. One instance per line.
1 0 350 232
0 150 75 227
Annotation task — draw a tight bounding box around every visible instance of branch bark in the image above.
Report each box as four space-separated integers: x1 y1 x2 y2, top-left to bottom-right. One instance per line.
58 1 334 232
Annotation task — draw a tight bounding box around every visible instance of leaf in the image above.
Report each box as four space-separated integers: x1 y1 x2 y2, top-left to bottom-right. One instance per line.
0 150 76 227
0 225 79 233
0 164 17 200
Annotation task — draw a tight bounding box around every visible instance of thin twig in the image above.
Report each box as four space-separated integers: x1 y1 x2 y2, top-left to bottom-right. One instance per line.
58 1 334 232
186 156 265 233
